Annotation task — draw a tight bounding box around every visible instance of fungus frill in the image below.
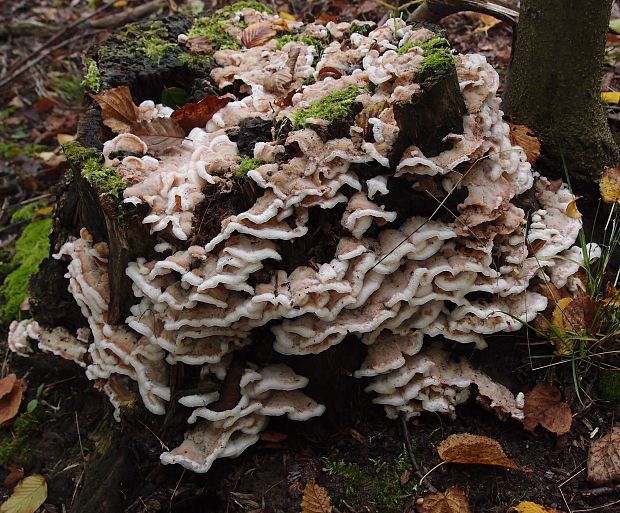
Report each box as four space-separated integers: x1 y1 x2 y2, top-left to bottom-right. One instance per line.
11 6 592 474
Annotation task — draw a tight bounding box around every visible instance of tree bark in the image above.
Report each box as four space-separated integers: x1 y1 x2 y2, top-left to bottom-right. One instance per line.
503 0 619 193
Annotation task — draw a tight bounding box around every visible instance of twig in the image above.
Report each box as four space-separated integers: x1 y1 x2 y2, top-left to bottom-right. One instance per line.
572 498 620 512
75 411 86 461
398 413 438 492
581 484 620 497
410 0 519 25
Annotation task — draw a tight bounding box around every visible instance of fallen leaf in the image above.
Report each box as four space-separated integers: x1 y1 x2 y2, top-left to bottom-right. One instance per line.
523 383 572 435
508 501 565 513
132 118 186 153
317 66 343 80
437 433 521 470
611 19 620 34
420 487 472 513
2 468 24 489
0 377 26 426
0 374 17 399
508 123 540 165
171 94 235 134
601 91 620 104
565 197 582 219
587 426 620 485
279 10 297 21
56 134 75 145
600 167 620 203
473 13 501 35
0 474 47 513
241 22 277 48
399 469 411 485
91 86 139 133
349 428 368 445
551 297 574 332
186 35 214 55
300 480 332 513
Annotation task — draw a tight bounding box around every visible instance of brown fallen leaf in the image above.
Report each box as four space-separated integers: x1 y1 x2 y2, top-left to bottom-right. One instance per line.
0 377 26 426
91 86 139 133
259 431 288 443
565 197 582 219
186 35 214 55
420 487 472 513
507 123 541 166
0 474 47 513
587 426 620 485
300 480 332 513
132 118 186 153
171 94 235 134
2 468 24 489
600 167 620 204
0 374 17 399
317 66 343 81
523 383 572 435
241 21 277 48
437 433 521 470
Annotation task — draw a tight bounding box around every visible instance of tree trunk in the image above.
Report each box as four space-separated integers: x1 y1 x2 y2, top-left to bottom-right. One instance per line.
503 0 619 193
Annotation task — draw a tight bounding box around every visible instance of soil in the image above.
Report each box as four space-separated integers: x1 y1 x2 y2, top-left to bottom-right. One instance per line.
1 1 620 513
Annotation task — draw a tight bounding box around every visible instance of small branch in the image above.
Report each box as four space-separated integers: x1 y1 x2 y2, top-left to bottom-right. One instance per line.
410 0 519 25
398 413 438 493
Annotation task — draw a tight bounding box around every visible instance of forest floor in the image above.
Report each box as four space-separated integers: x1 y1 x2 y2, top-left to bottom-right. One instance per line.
1 1 620 512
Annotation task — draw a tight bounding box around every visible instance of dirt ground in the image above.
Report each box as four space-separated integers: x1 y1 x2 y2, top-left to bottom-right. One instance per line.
1 1 620 512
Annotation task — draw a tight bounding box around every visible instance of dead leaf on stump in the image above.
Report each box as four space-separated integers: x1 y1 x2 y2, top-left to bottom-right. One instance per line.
91 86 139 133
0 374 27 426
523 383 572 435
507 123 541 165
132 118 186 153
587 426 620 485
420 487 472 513
171 94 235 134
300 480 332 513
241 21 278 48
437 433 521 470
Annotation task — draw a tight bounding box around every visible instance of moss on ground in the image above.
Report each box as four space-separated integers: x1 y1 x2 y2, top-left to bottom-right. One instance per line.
323 452 419 513
0 215 52 323
348 22 374 37
292 85 362 129
63 141 126 198
0 412 40 466
235 157 262 179
99 20 179 64
81 58 101 92
10 203 43 223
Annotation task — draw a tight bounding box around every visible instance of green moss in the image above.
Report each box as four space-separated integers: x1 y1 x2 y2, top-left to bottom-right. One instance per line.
275 34 327 65
81 58 101 92
0 412 40 466
188 2 274 52
235 157 262 179
0 217 52 323
10 203 43 223
99 20 178 63
179 52 214 69
416 35 454 77
323 452 419 513
348 22 374 37
598 370 620 403
292 85 362 129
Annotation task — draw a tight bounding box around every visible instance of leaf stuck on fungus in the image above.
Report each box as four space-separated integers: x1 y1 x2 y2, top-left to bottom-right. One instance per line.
241 21 278 48
132 118 186 153
523 383 572 435
171 94 235 134
437 433 521 470
507 122 540 166
91 86 139 133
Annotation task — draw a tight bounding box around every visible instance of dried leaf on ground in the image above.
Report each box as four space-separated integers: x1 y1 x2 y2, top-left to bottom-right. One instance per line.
0 373 17 399
507 123 540 165
0 474 47 513
132 118 186 153
186 35 214 54
472 13 501 34
600 167 620 203
523 383 572 435
300 480 332 513
91 86 139 133
0 377 27 426
171 94 235 134
241 21 277 48
508 501 565 512
420 487 472 513
2 468 24 489
437 433 521 470
587 426 620 485
601 91 620 104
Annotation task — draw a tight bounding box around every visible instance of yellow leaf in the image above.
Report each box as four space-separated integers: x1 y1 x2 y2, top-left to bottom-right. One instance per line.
0 474 47 513
34 151 56 161
300 480 332 513
565 197 582 219
551 297 574 331
113 0 127 7
600 167 620 203
279 11 297 21
473 13 501 34
420 487 472 513
507 501 562 513
56 133 75 145
437 433 521 470
601 91 620 105
507 123 541 166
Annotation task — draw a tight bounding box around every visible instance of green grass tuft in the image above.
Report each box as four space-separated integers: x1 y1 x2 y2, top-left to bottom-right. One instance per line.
81 58 101 92
291 85 362 129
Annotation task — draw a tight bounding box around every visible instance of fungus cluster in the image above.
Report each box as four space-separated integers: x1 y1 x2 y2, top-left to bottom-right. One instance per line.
10 7 587 473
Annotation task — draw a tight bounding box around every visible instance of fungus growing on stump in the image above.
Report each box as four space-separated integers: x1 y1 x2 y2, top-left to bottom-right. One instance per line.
10 5 592 474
